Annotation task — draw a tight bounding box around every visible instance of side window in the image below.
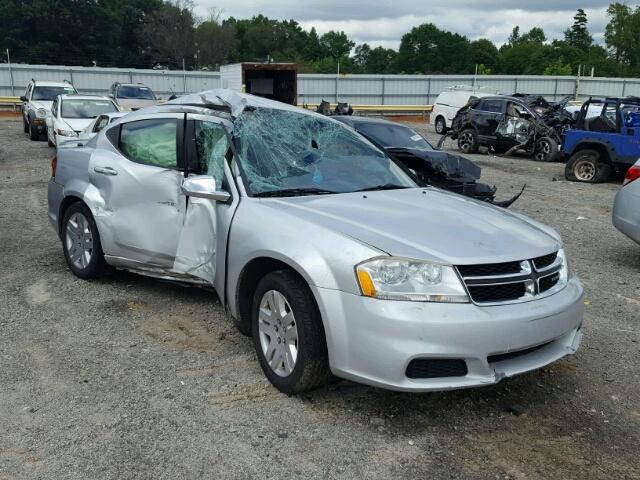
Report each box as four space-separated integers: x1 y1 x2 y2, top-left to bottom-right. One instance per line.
478 99 504 114
193 120 230 187
119 118 178 169
26 83 33 100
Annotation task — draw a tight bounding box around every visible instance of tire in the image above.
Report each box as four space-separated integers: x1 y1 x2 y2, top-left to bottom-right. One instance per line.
61 202 109 279
434 116 447 134
457 128 479 154
532 136 559 162
565 149 611 183
23 119 29 133
251 270 331 394
29 121 39 141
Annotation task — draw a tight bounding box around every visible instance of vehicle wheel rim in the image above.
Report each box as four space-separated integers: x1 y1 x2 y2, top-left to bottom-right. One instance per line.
574 159 596 181
65 212 93 269
459 132 473 151
436 119 444 134
258 290 298 377
535 140 551 161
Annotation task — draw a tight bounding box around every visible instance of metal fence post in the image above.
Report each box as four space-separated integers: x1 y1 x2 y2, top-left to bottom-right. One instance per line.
514 77 518 94
6 49 15 95
68 68 74 87
553 77 558 101
129 70 133 83
381 77 385 105
427 77 431 105
622 79 627 97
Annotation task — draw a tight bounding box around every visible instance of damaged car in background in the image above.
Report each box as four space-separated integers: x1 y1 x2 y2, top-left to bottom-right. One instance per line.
48 89 584 394
448 96 562 162
334 116 523 207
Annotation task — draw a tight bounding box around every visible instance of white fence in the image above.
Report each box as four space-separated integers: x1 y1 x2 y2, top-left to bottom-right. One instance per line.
2 63 640 104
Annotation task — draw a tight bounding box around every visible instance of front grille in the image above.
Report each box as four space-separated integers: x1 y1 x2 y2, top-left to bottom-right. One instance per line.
533 252 557 270
406 359 468 379
456 251 561 305
457 261 522 277
467 282 527 303
488 341 552 363
539 272 560 292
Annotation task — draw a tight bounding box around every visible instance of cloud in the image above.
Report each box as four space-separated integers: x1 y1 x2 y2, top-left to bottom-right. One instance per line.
194 0 611 48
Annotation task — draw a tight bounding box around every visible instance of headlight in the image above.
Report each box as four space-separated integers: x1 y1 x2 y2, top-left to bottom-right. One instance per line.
356 257 469 303
56 128 78 137
557 248 570 284
36 108 47 118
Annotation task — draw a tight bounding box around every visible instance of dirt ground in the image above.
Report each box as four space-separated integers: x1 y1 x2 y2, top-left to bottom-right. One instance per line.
0 117 638 480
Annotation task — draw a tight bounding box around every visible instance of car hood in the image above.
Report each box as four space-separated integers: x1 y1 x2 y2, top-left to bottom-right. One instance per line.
262 188 560 264
30 101 53 111
59 118 94 132
117 99 159 111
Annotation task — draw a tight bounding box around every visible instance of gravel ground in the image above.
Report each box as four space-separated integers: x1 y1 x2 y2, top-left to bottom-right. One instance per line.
1 117 639 480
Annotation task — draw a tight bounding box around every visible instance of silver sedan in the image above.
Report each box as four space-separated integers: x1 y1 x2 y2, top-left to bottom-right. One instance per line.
48 89 584 394
613 159 640 244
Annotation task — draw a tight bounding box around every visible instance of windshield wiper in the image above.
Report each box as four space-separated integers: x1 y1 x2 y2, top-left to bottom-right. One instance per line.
353 184 409 192
253 187 338 198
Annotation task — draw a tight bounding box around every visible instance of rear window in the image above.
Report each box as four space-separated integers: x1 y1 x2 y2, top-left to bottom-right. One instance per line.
477 99 504 113
116 86 156 100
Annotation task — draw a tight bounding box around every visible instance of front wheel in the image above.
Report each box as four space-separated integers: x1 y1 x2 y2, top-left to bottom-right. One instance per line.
457 128 479 154
434 116 447 134
29 121 39 141
532 136 559 162
565 149 611 183
252 270 331 394
61 202 109 279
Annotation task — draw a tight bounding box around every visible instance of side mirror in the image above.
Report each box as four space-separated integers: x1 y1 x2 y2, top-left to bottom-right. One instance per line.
182 175 231 202
108 94 115 99
20 96 27 102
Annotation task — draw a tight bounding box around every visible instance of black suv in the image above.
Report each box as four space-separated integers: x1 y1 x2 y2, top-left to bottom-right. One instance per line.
449 96 560 162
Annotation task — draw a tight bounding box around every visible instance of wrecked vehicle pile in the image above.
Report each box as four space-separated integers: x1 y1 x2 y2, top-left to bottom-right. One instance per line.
448 95 563 162
334 116 522 207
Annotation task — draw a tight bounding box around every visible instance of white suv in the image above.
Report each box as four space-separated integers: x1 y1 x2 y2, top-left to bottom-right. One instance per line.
21 80 77 141
431 87 495 134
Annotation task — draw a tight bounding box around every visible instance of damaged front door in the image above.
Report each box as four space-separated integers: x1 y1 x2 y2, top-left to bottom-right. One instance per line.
171 114 236 285
89 113 186 269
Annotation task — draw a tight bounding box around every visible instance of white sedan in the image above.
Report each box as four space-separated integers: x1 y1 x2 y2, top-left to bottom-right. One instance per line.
46 95 119 147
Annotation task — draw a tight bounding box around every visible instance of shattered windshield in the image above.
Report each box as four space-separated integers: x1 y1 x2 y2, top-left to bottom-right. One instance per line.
355 122 434 151
234 108 416 196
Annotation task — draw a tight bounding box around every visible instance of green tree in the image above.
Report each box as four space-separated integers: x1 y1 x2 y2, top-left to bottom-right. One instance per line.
319 31 355 59
544 59 573 75
564 9 593 50
195 9 235 69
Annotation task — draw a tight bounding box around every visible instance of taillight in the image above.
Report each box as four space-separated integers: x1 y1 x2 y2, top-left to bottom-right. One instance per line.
51 156 57 178
623 164 640 186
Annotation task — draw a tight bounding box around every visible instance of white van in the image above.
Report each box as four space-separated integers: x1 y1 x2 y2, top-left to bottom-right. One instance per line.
431 87 495 134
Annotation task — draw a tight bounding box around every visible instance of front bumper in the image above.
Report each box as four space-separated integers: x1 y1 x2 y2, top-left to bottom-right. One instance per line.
313 276 584 392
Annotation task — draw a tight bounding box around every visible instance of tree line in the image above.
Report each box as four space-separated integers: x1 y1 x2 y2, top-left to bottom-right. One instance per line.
1 1 639 77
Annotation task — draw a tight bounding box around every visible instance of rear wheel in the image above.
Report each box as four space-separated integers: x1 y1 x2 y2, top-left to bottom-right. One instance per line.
457 128 479 154
61 202 108 279
532 136 559 162
434 116 447 134
565 149 611 183
252 270 331 394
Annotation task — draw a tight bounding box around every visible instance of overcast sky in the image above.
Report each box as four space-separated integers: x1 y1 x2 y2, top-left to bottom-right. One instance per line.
194 1 611 48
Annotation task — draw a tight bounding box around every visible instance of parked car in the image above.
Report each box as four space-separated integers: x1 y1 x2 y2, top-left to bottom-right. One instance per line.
564 97 640 183
612 159 640 244
449 96 560 162
430 87 494 134
48 89 584 394
109 82 159 111
57 111 128 149
46 95 119 147
333 116 522 207
20 79 77 141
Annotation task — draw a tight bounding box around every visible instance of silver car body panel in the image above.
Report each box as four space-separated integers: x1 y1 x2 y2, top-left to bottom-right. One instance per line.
613 161 640 245
48 89 584 391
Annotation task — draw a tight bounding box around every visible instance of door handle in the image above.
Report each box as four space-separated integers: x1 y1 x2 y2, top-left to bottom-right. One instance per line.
94 166 118 176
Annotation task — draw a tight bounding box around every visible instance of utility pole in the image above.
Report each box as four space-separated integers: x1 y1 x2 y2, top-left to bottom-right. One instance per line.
574 64 581 100
7 49 15 95
336 61 340 103
182 58 186 94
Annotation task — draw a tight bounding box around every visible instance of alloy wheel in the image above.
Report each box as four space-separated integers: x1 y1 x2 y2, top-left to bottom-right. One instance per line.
534 139 552 161
65 212 94 269
258 290 298 377
459 132 473 151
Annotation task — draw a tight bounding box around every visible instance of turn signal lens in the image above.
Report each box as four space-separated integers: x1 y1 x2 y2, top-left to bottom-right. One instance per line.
357 270 377 297
623 164 640 186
